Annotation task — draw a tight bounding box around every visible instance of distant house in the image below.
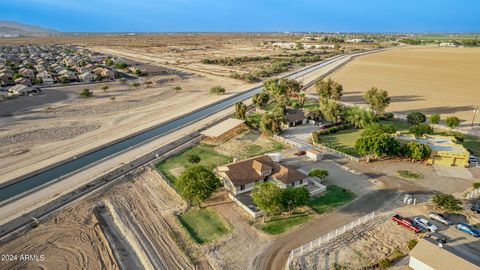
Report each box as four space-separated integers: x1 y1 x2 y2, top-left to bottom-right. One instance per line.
36 72 54 85
284 108 307 128
0 72 14 86
14 77 32 86
79 72 95 82
58 69 77 81
93 67 115 80
216 155 309 195
306 149 323 161
18 68 34 79
8 84 33 96
78 64 94 73
34 64 45 72
409 238 479 270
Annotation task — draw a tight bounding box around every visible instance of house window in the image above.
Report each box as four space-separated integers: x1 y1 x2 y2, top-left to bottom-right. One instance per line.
240 185 245 191
300 179 303 185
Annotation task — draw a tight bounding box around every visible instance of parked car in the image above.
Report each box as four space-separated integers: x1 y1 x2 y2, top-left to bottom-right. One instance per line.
414 217 438 232
471 203 480 214
428 212 453 225
469 155 477 163
392 214 422 233
456 222 480 237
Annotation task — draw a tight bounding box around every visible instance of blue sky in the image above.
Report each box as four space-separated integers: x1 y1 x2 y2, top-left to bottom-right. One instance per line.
1 0 479 32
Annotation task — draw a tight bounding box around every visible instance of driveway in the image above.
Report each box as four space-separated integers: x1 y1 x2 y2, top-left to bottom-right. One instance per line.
434 165 473 180
283 124 319 142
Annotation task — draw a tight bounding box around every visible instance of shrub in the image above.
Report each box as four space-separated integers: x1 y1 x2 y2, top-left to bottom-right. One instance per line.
446 116 460 129
407 239 418 250
473 182 480 189
362 123 396 137
187 154 201 164
311 131 320 143
406 112 427 124
409 123 433 136
210 86 226 95
379 258 391 269
430 113 441 124
79 88 93 98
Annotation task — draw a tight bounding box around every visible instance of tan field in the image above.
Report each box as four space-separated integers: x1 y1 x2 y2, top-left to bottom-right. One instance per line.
323 46 480 127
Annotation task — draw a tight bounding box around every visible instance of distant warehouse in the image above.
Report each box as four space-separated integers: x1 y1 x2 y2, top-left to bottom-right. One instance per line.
396 134 469 167
201 118 246 143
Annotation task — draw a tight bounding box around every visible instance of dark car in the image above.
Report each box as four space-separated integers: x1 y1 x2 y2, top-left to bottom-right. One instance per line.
472 203 480 214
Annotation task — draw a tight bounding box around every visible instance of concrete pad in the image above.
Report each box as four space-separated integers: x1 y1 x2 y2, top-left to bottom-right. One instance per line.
300 160 375 196
434 165 473 180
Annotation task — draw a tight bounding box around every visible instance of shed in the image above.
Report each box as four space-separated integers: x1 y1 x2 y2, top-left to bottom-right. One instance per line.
201 118 246 143
306 149 323 161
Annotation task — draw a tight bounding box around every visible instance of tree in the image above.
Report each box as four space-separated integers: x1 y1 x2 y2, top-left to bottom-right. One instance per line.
101 85 109 92
210 86 226 95
315 78 343 101
12 73 23 80
429 113 441 124
259 111 286 135
298 92 306 107
281 78 303 98
60 76 70 84
79 88 93 98
446 116 460 129
187 154 201 164
406 112 427 125
401 142 431 161
432 193 462 212
308 169 329 182
343 106 377 128
361 123 397 137
409 123 433 136
320 100 343 123
174 86 182 92
364 87 390 115
252 92 270 108
110 96 116 102
281 187 310 213
251 182 283 221
235 101 247 120
355 133 400 158
174 165 222 206
115 62 128 69
132 82 140 89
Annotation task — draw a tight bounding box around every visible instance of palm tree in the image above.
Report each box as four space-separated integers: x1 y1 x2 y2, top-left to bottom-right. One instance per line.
235 102 247 120
298 92 306 107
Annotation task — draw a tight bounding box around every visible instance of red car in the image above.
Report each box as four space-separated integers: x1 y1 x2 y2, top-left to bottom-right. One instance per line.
392 214 422 233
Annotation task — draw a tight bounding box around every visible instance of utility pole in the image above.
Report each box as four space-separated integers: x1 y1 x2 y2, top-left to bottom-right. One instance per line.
472 106 479 127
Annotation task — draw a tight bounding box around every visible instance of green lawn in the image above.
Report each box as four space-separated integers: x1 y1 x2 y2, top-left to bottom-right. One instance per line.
397 170 423 180
178 208 230 244
156 144 231 180
303 101 320 110
318 119 412 157
309 185 356 214
257 213 311 235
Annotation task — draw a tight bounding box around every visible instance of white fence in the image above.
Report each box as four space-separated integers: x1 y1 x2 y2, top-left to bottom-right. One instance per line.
273 134 305 148
467 188 480 200
286 212 375 269
312 143 362 163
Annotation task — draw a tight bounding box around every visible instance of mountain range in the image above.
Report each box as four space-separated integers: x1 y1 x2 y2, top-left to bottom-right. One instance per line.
0 20 56 36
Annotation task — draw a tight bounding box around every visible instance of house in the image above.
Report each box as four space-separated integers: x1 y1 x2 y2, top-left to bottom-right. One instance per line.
0 72 14 86
409 238 479 270
8 84 33 96
79 72 95 82
284 108 307 127
34 64 45 72
58 69 77 81
78 64 94 73
200 118 246 143
217 155 309 196
306 149 323 161
93 67 115 80
0 89 8 99
36 72 54 85
14 77 32 86
395 134 470 167
18 68 34 79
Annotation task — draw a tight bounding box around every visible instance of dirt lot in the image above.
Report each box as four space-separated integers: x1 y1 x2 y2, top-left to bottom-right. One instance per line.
0 169 192 270
319 46 480 126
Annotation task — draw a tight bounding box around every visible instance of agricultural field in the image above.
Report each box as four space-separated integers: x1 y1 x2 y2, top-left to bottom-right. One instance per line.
323 46 480 126
178 208 231 244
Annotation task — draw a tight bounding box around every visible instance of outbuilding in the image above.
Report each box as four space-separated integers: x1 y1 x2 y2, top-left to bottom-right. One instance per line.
306 148 323 161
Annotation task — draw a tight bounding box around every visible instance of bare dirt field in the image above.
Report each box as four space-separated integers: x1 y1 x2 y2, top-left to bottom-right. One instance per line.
0 169 192 270
319 46 480 126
